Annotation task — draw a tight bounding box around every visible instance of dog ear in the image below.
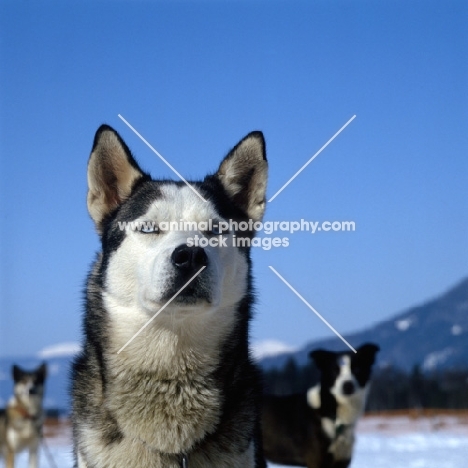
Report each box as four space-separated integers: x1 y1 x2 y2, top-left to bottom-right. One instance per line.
12 364 24 382
309 349 335 370
87 125 148 234
216 131 268 221
356 343 380 365
36 363 47 384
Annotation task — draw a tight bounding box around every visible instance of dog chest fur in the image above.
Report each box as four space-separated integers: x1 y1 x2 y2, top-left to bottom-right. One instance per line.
104 347 222 453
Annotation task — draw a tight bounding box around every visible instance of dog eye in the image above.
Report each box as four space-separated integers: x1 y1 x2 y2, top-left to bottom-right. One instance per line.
205 224 222 236
139 223 160 234
211 225 222 235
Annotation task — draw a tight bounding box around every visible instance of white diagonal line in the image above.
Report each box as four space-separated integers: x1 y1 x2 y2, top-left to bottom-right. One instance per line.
268 266 357 353
117 266 206 354
118 114 208 202
268 115 356 203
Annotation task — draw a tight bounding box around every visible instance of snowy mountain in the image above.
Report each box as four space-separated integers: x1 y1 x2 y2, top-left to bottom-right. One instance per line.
251 340 297 361
260 277 468 373
37 342 81 359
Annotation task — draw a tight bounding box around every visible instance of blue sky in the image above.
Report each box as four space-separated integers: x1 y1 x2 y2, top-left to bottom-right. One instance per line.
0 0 467 357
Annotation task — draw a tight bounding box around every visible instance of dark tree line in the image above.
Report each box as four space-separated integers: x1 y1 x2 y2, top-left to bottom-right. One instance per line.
262 358 468 411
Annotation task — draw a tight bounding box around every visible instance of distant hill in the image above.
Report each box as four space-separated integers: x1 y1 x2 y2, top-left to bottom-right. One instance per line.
260 277 468 373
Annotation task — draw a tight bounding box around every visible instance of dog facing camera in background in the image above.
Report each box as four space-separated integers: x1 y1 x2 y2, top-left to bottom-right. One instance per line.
0 363 47 468
262 343 379 468
71 125 268 468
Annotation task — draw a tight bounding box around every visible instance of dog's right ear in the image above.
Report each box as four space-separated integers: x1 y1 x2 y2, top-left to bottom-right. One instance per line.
356 343 380 366
87 125 148 234
216 131 268 222
309 349 335 370
12 364 24 382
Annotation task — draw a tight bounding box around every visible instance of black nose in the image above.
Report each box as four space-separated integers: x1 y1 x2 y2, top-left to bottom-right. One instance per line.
171 245 208 272
342 380 355 395
29 387 38 395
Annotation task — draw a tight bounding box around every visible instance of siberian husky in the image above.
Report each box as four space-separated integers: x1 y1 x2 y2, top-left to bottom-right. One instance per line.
71 125 268 468
262 343 379 468
0 363 47 468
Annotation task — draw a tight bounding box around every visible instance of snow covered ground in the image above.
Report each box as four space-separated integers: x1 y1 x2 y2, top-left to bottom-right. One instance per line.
272 433 468 468
4 415 468 468
271 414 468 468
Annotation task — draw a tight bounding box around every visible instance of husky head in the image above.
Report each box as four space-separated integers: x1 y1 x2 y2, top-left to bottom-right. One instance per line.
86 125 267 353
12 363 47 413
307 343 379 425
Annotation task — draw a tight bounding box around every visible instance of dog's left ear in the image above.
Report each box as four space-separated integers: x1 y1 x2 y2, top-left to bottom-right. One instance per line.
36 363 47 384
309 349 335 370
216 131 268 221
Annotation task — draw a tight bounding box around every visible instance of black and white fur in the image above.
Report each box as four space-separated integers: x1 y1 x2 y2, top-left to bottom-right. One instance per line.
0 364 47 468
71 125 268 468
262 343 379 468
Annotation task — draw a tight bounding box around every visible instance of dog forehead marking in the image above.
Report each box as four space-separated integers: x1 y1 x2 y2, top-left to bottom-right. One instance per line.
143 185 218 222
338 355 352 377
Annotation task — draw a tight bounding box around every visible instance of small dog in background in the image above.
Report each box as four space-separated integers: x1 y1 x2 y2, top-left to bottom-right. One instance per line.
0 363 47 468
262 343 379 468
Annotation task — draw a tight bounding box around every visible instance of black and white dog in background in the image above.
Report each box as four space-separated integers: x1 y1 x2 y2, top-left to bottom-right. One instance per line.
262 343 379 468
71 125 268 468
0 363 47 468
